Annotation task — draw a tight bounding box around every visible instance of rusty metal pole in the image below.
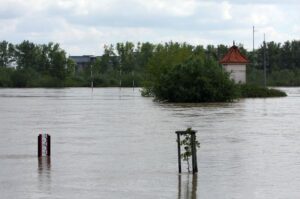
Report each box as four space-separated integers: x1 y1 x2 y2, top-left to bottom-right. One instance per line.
38 134 51 157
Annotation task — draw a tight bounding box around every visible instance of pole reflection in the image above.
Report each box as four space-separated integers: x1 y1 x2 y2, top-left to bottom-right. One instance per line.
38 157 51 193
178 174 198 199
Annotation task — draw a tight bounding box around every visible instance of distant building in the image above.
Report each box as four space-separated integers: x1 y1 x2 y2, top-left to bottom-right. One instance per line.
220 43 249 84
69 55 99 72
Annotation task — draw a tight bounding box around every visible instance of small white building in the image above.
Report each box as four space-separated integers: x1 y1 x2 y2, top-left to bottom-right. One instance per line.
220 44 249 84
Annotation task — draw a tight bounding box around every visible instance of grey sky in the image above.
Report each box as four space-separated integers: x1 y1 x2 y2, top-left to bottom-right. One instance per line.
0 0 299 55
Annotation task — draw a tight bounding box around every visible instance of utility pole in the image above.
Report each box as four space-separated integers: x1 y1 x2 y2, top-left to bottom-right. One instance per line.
252 26 258 65
253 26 255 53
263 33 267 87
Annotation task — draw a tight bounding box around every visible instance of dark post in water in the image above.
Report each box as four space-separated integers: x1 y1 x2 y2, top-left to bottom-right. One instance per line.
175 130 198 174
38 134 51 157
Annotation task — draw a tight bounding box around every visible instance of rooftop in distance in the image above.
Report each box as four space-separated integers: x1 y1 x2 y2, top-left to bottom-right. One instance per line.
220 44 249 64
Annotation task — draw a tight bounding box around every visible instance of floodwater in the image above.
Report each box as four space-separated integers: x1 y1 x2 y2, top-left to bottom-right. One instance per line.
0 87 300 199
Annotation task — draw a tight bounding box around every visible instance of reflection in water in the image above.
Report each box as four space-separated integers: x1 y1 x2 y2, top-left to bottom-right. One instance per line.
38 157 51 193
2 88 300 198
178 174 198 199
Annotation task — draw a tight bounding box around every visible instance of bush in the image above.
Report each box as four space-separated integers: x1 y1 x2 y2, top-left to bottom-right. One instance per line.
11 69 30 87
239 84 287 98
0 67 13 87
146 57 238 102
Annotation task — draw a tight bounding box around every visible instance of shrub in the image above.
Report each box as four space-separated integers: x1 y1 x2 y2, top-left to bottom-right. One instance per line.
239 84 287 98
147 57 238 102
0 67 13 87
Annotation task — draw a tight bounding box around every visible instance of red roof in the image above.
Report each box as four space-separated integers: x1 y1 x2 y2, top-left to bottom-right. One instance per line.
220 45 249 64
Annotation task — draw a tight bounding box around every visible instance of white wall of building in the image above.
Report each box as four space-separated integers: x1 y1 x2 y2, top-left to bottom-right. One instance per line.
223 64 246 84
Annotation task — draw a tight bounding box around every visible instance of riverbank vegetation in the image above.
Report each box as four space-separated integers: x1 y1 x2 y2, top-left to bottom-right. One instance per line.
239 84 287 98
0 40 299 91
141 44 238 102
0 41 74 87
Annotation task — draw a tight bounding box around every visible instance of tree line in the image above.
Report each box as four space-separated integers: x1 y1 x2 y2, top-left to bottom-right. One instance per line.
248 40 300 86
0 40 300 87
0 40 75 87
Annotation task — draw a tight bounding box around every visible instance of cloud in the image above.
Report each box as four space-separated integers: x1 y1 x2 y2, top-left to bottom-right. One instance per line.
221 1 232 20
0 0 299 54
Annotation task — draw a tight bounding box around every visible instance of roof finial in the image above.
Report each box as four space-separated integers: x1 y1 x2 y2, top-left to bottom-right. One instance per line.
233 40 235 46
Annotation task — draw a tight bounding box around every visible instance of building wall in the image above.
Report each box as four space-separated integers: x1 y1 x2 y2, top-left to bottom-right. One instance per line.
222 64 246 84
69 55 98 73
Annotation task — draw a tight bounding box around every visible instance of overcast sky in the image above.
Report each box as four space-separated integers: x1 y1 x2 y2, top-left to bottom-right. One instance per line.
0 0 299 55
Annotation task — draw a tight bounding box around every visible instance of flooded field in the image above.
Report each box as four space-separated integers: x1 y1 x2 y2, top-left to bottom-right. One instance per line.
0 87 300 199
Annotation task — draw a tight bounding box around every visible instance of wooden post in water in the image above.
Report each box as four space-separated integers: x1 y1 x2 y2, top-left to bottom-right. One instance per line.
38 134 51 157
132 71 135 91
176 132 182 173
175 129 198 174
191 132 198 173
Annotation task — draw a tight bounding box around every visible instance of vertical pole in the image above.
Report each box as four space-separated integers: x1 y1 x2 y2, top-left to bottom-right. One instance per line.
47 134 51 156
191 132 198 174
119 64 122 88
177 173 182 199
38 134 42 157
38 134 51 157
253 26 255 55
252 26 256 83
177 133 182 173
193 133 198 173
132 71 135 91
91 64 93 90
263 33 267 87
191 174 198 199
190 133 195 173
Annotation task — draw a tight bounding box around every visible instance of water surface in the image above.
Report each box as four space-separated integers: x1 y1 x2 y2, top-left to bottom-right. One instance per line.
0 87 300 199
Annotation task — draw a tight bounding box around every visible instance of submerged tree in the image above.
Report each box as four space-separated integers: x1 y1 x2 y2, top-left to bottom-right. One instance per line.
146 56 238 102
180 128 200 172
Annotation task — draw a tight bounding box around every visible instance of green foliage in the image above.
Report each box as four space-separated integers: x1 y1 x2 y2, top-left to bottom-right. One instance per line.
141 87 154 97
0 67 13 87
247 67 300 86
239 84 287 98
0 41 14 67
1 39 300 88
147 57 238 102
0 40 74 87
179 128 200 172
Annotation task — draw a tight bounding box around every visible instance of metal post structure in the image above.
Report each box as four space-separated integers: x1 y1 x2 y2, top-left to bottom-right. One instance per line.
38 134 51 157
176 133 182 173
263 33 267 87
175 130 198 174
132 71 135 91
119 61 122 89
91 64 94 91
191 132 198 173
253 26 255 55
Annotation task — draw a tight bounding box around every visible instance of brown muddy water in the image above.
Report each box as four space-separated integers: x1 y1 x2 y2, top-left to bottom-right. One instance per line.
0 87 300 199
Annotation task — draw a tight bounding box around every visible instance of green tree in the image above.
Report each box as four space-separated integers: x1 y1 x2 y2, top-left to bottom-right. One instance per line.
15 40 40 70
148 56 237 102
98 44 116 73
48 43 67 80
0 41 15 67
116 42 136 72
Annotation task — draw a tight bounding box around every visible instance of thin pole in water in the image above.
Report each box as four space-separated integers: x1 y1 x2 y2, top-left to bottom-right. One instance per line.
176 132 182 173
119 65 122 89
263 33 267 87
132 71 135 91
91 64 94 92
